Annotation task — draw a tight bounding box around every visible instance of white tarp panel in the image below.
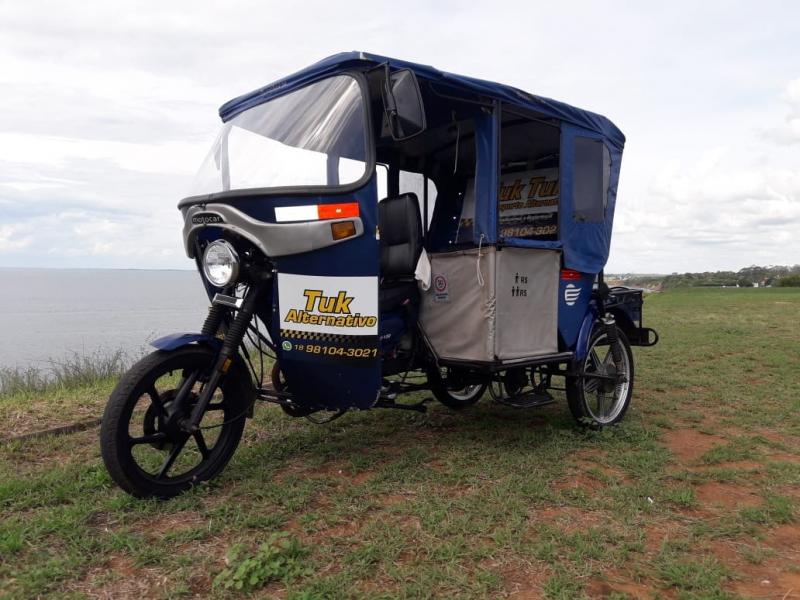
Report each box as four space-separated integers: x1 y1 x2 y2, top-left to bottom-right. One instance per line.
420 247 559 362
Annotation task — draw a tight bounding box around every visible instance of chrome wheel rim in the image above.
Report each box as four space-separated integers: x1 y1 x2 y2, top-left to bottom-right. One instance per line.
582 332 630 424
437 368 483 401
448 384 483 401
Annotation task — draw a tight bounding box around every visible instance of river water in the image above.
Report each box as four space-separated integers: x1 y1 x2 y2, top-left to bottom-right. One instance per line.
0 268 210 370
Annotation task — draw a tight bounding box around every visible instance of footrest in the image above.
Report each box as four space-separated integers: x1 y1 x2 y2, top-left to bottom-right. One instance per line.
496 390 555 409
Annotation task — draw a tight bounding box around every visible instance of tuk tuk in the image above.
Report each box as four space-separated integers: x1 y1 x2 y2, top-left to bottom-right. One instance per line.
100 52 659 498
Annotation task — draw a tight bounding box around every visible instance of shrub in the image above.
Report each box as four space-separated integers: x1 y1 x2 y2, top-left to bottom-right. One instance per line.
0 349 129 396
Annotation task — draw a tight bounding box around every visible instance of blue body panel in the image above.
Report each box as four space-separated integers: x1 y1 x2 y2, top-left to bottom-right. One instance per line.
224 177 382 410
557 273 595 349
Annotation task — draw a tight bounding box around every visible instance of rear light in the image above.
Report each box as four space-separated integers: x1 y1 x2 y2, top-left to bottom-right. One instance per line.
561 269 582 281
331 220 357 241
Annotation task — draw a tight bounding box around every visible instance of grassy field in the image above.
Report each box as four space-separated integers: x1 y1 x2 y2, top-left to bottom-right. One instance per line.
1 287 799 599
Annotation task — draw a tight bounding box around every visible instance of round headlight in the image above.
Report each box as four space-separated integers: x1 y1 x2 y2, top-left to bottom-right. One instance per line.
202 240 239 287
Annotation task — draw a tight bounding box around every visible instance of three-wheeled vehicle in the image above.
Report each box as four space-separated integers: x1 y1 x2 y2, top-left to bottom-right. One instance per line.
100 52 659 498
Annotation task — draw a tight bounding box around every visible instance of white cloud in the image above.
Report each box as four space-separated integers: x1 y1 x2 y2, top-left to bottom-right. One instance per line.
1 0 799 271
0 225 34 251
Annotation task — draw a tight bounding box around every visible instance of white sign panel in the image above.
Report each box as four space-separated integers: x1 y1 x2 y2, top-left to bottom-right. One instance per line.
278 273 378 336
458 168 559 241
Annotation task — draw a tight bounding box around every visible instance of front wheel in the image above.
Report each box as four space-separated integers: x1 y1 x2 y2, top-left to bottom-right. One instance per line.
566 324 634 427
100 345 251 498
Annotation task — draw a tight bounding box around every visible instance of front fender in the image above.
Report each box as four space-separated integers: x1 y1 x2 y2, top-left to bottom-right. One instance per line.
150 332 256 413
575 305 600 362
150 333 221 351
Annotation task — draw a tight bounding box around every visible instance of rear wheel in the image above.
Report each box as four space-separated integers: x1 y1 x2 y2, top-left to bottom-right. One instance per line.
426 367 487 409
100 345 250 499
566 325 634 427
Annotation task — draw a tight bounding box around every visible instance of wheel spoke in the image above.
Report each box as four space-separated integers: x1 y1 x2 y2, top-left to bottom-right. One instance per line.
194 431 210 459
156 437 188 479
129 432 168 446
584 376 601 393
601 347 614 369
589 348 606 374
147 385 165 415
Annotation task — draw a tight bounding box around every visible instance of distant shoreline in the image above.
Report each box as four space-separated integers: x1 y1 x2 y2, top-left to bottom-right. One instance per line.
0 267 197 272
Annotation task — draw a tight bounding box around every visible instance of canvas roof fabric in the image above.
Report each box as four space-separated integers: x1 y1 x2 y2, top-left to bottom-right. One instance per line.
218 51 624 151
218 52 625 275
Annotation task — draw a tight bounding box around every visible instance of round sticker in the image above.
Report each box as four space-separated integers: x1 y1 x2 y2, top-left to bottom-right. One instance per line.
281 340 293 351
433 274 448 293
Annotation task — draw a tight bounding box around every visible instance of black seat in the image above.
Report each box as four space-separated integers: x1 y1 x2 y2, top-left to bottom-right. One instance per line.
378 193 423 311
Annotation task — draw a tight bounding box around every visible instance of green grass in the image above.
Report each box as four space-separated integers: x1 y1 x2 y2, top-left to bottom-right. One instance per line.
1 287 799 598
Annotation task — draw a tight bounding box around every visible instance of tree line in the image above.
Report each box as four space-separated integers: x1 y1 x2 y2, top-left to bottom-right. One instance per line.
612 265 800 289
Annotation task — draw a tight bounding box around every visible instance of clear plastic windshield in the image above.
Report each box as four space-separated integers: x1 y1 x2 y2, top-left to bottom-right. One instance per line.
187 75 368 197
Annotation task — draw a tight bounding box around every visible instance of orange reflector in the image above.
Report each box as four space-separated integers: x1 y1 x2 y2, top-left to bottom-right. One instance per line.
331 220 357 240
318 202 359 220
221 358 232 373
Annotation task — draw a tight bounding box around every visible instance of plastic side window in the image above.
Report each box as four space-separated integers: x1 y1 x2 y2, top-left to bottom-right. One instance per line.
572 137 610 223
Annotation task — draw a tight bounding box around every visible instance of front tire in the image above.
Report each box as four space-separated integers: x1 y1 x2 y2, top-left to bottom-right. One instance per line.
100 345 250 499
566 324 634 427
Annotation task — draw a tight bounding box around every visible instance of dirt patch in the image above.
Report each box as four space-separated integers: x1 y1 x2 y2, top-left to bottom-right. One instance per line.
663 429 726 463
642 521 678 554
72 555 164 599
0 400 103 440
552 471 603 492
529 505 604 533
586 577 656 599
498 561 552 599
135 511 208 540
708 532 800 599
765 452 800 464
695 481 762 509
770 522 800 546
318 462 374 485
285 455 392 486
318 518 361 539
686 459 764 473
381 492 413 506
571 449 628 482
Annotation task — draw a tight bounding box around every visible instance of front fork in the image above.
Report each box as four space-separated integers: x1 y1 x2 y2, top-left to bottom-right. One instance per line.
174 275 270 434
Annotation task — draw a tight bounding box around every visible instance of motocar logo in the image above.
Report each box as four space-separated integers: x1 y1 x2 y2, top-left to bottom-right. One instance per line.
191 213 225 225
564 283 581 306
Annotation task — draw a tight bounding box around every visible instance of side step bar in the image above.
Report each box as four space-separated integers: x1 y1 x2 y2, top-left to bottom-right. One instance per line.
437 351 575 373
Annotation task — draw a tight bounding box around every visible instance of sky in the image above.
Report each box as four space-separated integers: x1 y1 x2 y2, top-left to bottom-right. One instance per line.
1 0 798 273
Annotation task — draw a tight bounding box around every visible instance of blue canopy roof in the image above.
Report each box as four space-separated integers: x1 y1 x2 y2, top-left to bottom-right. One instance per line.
218 51 625 151
219 52 626 274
